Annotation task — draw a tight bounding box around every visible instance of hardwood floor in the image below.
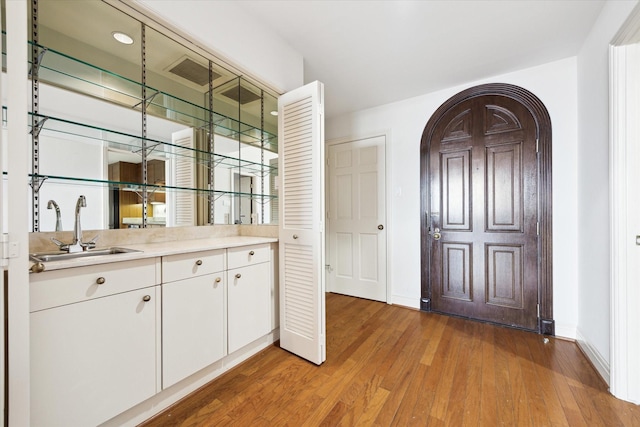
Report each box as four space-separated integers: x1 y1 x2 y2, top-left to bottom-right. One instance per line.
140 293 640 426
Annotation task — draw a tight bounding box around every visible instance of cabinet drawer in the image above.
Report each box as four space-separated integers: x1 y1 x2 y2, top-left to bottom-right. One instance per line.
162 249 225 283
227 244 270 269
30 258 159 312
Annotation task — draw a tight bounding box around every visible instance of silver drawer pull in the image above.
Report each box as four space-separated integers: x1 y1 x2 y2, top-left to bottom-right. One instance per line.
235 273 242 279
195 259 203 266
96 277 106 285
215 277 222 283
293 234 298 239
249 250 255 256
142 295 151 302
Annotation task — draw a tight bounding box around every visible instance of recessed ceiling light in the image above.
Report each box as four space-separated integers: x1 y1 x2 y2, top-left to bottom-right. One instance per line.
112 31 134 45
270 111 278 116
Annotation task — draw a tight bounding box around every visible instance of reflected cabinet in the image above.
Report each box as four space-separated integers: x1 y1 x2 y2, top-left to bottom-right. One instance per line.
7 0 279 232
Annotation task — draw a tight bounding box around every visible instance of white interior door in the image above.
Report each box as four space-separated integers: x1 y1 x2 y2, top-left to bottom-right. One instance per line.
278 81 326 365
611 39 640 404
327 136 386 302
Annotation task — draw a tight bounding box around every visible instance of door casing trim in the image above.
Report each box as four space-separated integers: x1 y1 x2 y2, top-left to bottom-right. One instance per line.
419 83 553 334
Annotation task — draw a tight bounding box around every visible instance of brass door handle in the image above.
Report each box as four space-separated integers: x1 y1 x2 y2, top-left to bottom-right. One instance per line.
432 228 441 241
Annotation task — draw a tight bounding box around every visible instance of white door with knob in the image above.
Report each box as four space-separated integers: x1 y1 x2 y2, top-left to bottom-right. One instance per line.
327 135 387 302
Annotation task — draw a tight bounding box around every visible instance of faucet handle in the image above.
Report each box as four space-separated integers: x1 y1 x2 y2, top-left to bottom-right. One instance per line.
83 235 99 250
50 237 69 252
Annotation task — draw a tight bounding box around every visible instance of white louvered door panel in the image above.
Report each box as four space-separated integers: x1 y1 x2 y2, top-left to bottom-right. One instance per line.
170 128 196 226
278 81 326 365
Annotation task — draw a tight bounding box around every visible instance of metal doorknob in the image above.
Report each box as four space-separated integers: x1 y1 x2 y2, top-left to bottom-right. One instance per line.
432 227 441 241
378 224 384 230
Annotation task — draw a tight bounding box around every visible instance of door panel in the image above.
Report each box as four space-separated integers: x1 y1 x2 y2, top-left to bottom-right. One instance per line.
278 81 326 365
428 95 538 330
327 135 386 302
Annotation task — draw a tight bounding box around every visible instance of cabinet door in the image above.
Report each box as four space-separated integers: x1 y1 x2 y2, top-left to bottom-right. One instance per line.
162 274 225 389
30 287 158 427
227 262 271 354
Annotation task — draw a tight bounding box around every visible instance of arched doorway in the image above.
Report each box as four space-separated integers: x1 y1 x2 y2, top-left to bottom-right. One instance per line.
420 83 553 333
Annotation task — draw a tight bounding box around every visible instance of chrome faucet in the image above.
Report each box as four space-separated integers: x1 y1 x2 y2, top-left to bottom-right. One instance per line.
47 199 63 232
69 195 87 253
50 195 98 253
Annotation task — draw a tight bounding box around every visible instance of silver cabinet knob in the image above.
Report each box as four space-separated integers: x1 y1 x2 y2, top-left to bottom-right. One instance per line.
378 224 384 230
195 259 203 266
96 277 106 285
293 234 298 239
215 277 221 283
142 295 151 302
235 273 242 279
249 250 255 256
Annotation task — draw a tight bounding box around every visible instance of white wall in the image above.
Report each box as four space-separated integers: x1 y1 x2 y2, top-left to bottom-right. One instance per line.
327 57 580 338
576 1 639 370
134 0 304 93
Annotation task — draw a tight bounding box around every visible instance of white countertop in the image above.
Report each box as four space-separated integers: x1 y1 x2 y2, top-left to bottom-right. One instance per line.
30 236 278 272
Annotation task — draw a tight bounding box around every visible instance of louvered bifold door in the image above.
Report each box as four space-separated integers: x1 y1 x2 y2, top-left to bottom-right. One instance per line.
170 128 197 227
278 81 326 365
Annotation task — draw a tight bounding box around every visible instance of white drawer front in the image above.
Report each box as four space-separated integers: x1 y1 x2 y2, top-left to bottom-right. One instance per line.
162 249 225 283
227 244 270 269
30 258 159 312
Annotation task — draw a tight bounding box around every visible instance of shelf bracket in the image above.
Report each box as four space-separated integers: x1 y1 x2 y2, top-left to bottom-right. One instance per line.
30 116 49 138
29 175 47 193
28 46 48 76
131 91 160 109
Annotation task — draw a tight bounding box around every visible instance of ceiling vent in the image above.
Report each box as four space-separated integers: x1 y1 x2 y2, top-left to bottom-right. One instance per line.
167 56 220 87
220 85 261 105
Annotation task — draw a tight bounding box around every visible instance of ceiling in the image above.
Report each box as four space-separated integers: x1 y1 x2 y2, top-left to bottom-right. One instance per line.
234 0 606 118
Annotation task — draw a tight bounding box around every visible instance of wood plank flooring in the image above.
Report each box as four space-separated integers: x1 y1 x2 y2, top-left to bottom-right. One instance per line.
140 293 640 426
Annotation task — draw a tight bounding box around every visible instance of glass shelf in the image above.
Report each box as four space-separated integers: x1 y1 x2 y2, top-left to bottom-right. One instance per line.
29 112 277 176
29 173 276 200
29 42 278 153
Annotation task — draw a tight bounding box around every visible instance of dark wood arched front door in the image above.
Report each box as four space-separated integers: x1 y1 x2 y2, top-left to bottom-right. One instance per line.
420 84 553 334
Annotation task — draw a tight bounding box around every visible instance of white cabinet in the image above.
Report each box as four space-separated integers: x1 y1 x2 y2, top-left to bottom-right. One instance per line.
30 259 160 427
161 249 226 389
227 244 272 353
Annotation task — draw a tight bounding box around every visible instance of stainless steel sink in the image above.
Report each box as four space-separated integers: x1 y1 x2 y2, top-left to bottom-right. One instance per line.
30 247 142 262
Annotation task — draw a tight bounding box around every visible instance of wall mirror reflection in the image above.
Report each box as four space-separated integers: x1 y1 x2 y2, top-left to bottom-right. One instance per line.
18 0 278 232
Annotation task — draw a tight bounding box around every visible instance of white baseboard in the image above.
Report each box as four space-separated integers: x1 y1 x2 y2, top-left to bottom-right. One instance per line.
554 323 577 340
391 295 420 309
576 328 610 386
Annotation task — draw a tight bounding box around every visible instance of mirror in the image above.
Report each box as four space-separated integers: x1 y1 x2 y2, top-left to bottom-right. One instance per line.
25 0 278 232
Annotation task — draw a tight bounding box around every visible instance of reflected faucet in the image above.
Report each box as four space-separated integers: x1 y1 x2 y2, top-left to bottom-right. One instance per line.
47 199 63 232
50 195 98 253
